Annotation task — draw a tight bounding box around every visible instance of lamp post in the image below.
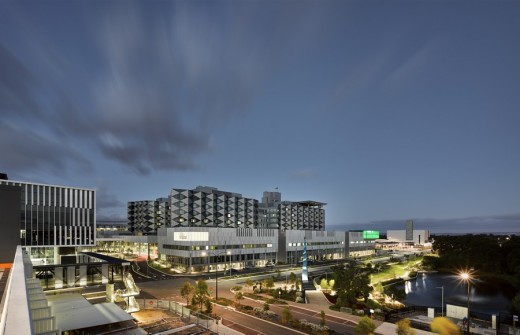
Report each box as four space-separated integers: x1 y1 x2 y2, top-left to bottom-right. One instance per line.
203 248 227 300
436 286 444 316
460 272 472 333
227 250 231 276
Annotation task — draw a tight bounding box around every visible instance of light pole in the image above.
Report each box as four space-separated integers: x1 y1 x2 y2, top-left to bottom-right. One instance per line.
436 286 444 316
203 248 226 300
227 250 231 276
460 272 472 333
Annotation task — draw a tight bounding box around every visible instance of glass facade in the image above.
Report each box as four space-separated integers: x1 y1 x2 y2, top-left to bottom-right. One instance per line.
0 180 96 246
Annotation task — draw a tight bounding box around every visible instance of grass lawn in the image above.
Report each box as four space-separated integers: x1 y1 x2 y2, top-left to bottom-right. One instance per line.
370 257 423 284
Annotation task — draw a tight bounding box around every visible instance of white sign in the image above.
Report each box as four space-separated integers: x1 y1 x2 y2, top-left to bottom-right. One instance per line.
446 304 468 320
173 231 209 242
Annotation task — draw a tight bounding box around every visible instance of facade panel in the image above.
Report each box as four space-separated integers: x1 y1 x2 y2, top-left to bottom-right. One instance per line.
0 179 96 247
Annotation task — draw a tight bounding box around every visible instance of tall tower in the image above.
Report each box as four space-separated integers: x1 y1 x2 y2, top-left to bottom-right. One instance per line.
406 220 414 241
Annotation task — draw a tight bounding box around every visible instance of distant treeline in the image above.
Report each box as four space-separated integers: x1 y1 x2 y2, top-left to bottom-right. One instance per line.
423 234 520 292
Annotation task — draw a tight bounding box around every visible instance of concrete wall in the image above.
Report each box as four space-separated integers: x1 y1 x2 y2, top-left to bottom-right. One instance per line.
0 184 21 263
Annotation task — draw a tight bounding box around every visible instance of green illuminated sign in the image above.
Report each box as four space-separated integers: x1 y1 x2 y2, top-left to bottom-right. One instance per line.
363 230 380 239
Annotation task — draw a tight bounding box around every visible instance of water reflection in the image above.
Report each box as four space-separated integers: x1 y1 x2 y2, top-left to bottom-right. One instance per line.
397 273 511 314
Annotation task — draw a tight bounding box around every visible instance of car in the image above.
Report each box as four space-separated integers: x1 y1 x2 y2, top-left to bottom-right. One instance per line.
265 262 275 268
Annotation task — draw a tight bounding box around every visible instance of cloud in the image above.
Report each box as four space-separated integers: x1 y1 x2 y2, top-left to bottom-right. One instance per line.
96 183 123 210
382 39 441 92
0 121 92 176
0 2 304 176
0 44 39 117
290 168 318 180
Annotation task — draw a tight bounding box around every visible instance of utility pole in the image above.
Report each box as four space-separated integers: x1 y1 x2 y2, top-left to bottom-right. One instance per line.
436 286 444 316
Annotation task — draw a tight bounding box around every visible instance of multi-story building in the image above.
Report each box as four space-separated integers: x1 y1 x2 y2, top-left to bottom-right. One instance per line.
257 191 326 231
345 230 379 258
0 176 96 263
387 229 430 245
170 186 258 229
279 201 325 231
128 197 170 234
153 227 344 273
128 186 259 233
125 187 335 272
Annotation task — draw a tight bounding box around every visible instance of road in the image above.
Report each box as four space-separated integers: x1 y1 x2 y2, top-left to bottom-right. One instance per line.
135 264 358 335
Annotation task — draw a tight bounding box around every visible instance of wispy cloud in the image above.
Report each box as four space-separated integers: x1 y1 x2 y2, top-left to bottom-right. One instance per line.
382 38 441 93
0 2 305 176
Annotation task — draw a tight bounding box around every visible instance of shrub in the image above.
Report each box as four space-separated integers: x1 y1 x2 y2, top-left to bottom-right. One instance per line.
366 299 382 310
355 316 376 335
430 317 460 335
396 318 416 335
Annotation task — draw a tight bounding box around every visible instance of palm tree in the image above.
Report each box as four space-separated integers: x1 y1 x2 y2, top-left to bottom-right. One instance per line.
245 278 253 291
193 280 210 311
281 307 293 324
235 291 244 307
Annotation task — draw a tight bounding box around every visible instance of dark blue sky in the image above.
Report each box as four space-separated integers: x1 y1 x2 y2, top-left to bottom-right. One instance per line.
1 0 519 233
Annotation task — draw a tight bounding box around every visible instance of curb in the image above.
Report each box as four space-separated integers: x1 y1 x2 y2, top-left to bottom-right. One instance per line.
212 301 308 335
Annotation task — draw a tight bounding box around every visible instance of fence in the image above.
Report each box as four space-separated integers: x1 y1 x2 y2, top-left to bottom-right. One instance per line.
385 305 518 335
135 299 243 335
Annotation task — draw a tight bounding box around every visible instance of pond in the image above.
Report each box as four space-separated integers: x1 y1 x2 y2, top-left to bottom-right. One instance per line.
396 273 512 315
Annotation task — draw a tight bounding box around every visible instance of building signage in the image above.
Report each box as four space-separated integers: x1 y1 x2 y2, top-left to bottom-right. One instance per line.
363 230 380 239
173 232 209 242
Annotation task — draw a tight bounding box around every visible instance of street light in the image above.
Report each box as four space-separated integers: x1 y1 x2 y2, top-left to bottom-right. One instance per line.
202 249 226 300
459 271 472 333
436 286 444 316
227 250 231 276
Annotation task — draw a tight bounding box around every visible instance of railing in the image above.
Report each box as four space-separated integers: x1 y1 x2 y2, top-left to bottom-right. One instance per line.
135 298 243 335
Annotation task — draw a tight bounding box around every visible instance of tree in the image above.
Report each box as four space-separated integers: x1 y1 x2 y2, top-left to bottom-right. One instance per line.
396 318 416 335
235 291 244 307
281 307 293 324
386 284 406 301
430 317 460 335
320 278 329 290
180 281 195 306
320 310 326 327
261 279 269 292
193 280 210 311
266 277 275 290
333 262 372 307
295 280 301 291
245 278 253 290
205 299 213 314
355 316 376 335
512 291 520 314
289 272 297 286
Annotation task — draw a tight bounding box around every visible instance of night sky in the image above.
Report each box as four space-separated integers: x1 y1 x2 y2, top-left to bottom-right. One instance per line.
1 0 519 233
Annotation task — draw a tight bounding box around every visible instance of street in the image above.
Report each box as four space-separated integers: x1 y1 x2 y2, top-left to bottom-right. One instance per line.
135 265 359 335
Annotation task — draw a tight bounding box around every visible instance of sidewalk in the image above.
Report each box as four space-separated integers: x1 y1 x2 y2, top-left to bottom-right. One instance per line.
252 289 436 335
